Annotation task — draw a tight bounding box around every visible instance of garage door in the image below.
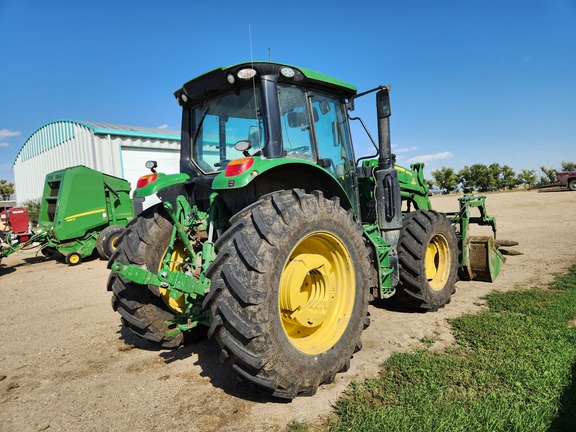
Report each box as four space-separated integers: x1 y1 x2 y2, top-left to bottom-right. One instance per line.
121 147 180 192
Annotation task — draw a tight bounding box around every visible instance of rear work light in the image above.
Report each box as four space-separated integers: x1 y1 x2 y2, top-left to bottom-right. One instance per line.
225 158 254 177
136 173 158 189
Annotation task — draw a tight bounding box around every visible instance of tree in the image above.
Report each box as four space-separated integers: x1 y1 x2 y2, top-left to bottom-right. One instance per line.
22 198 42 225
0 179 14 200
431 167 458 193
560 161 576 171
500 165 519 190
488 163 503 190
458 166 473 192
459 164 492 192
517 169 537 190
539 166 557 185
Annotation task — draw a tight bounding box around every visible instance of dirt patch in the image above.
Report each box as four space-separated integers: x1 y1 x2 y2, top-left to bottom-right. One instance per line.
1 189 575 432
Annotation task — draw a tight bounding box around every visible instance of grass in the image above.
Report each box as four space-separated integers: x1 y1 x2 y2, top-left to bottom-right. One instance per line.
325 266 576 432
287 420 310 432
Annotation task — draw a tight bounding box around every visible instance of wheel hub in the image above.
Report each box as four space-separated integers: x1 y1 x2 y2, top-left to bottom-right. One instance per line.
279 253 332 328
278 232 355 355
159 241 187 314
425 233 451 291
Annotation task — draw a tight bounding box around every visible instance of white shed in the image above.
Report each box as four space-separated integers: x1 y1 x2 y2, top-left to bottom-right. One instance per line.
12 120 181 203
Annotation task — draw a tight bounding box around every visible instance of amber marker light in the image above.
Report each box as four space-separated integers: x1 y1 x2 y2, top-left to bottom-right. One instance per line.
225 158 255 177
136 173 158 189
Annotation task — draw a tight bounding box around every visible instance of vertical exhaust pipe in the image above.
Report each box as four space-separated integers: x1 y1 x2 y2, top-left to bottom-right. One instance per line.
377 88 393 171
375 87 402 250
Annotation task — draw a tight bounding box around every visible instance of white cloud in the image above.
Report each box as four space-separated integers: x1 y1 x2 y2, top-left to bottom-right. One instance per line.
0 163 12 170
392 145 418 154
0 142 9 148
407 151 454 163
0 129 21 140
157 124 169 130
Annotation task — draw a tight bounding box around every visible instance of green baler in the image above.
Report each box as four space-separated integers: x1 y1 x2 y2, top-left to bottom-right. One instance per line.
37 165 133 265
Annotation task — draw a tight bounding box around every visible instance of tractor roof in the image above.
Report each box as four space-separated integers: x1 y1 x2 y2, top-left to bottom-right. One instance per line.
175 62 357 106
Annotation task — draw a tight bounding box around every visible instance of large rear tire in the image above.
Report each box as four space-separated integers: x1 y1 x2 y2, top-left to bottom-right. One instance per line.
204 189 372 399
397 210 458 311
568 179 576 191
107 205 184 348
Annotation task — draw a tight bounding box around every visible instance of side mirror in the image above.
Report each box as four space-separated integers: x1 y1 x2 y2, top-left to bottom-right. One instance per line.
377 87 391 119
248 125 260 147
235 140 252 157
319 99 331 115
287 112 301 128
145 160 158 173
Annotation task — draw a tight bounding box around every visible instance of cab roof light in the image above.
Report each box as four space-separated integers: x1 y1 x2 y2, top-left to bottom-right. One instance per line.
237 68 257 80
280 67 295 78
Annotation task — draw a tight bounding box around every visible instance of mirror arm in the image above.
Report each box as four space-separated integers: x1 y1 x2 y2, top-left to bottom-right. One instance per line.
346 85 389 111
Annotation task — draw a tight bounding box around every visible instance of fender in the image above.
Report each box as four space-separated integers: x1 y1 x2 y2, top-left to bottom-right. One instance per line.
211 156 347 193
134 172 192 198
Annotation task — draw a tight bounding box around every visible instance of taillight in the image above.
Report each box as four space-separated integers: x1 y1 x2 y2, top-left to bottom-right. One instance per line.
225 158 254 177
136 173 158 189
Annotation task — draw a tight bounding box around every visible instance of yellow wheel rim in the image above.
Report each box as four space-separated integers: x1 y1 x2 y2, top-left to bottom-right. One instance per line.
68 254 80 264
425 234 451 291
110 236 119 251
278 232 355 355
159 241 187 314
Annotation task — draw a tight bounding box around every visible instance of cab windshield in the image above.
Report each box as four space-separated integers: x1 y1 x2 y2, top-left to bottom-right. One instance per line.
191 87 265 173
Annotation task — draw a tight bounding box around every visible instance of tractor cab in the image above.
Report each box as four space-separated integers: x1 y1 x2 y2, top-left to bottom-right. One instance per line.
174 62 359 211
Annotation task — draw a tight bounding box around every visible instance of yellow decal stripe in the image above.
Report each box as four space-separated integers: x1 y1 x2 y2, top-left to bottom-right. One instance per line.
395 166 407 173
65 208 106 222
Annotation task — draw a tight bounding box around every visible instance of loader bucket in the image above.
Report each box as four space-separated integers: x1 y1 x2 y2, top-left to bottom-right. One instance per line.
464 236 506 282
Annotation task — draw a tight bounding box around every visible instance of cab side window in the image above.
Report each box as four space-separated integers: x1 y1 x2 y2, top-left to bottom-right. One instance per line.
311 93 355 192
278 84 315 161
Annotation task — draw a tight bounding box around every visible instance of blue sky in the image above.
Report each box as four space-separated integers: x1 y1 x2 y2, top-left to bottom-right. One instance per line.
1 0 575 183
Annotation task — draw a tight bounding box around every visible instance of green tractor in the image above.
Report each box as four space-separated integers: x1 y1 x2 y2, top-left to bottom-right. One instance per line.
108 62 504 398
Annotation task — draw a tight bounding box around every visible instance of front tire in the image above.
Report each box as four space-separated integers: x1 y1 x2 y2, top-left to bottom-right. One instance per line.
397 210 458 311
204 189 372 399
568 179 576 191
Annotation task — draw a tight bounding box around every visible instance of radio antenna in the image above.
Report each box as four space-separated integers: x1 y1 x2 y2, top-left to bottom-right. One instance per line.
268 48 271 61
247 25 261 147
249 25 254 66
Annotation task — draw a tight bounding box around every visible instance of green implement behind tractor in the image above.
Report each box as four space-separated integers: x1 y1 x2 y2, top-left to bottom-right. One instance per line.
1 166 134 266
108 62 507 399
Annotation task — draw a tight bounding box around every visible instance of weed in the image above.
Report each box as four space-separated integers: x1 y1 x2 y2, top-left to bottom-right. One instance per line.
287 420 309 432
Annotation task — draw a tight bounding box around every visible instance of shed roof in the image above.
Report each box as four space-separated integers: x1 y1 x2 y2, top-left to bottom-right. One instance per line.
14 120 180 165
76 120 180 140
